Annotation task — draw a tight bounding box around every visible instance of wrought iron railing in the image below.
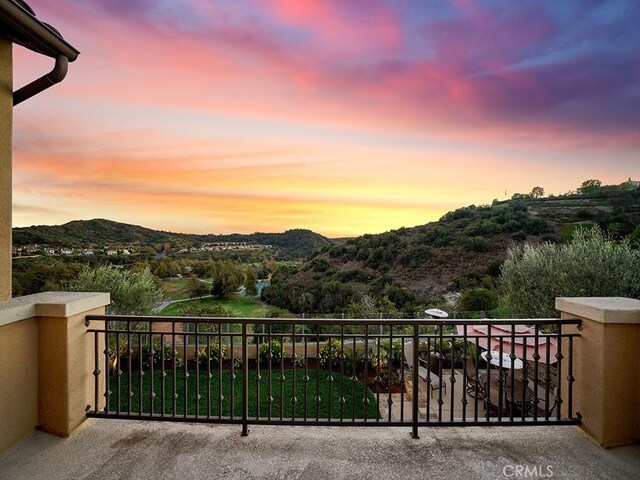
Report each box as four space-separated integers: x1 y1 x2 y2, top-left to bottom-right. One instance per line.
86 316 581 438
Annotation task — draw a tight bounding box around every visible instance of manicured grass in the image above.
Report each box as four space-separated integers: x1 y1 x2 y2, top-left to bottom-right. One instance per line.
159 278 192 300
160 296 269 317
108 368 379 420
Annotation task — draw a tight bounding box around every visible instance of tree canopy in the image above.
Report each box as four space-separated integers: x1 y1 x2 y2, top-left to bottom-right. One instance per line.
500 226 640 317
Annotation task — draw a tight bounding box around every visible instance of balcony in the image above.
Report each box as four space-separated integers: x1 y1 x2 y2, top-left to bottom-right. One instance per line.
1 420 639 479
1 293 639 478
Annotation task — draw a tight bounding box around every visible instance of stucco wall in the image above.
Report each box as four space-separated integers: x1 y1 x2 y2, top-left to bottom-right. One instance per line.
557 297 640 447
0 318 38 454
0 40 12 301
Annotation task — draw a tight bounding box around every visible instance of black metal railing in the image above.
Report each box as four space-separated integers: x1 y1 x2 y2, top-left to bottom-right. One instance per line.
85 316 581 438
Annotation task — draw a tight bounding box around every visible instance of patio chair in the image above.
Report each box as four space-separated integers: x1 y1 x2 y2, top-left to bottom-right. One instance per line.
403 342 447 398
464 357 487 399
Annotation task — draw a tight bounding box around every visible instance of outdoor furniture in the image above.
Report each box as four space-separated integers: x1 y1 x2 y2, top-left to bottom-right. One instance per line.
403 342 447 398
464 357 487 399
479 373 535 416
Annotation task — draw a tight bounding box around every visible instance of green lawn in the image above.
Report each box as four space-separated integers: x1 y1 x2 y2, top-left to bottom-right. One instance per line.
108 368 379 420
160 296 269 317
159 278 192 300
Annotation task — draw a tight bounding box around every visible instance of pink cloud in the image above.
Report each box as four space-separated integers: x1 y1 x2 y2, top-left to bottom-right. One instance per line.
261 0 402 53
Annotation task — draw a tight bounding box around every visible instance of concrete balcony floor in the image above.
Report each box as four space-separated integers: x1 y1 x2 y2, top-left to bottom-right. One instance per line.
1 419 639 480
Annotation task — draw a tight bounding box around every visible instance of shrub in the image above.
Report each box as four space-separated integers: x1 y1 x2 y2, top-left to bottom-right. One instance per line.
368 345 389 370
259 340 287 365
70 265 162 315
464 236 491 252
459 288 499 312
501 226 640 317
141 340 173 369
342 346 366 375
319 338 342 368
197 340 228 367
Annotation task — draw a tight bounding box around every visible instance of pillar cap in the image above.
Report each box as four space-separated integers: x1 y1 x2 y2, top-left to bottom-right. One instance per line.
0 291 110 326
556 297 640 324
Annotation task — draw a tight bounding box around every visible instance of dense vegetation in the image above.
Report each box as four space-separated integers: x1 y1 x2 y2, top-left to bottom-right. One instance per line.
501 227 640 317
263 201 553 316
264 185 640 317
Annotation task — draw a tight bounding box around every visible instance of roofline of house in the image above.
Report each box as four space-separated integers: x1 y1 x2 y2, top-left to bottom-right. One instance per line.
0 0 79 61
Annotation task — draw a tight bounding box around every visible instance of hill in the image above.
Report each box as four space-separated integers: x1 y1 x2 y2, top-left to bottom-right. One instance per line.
263 188 640 315
12 219 332 261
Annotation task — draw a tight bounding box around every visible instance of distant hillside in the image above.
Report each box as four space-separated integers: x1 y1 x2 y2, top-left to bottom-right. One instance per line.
263 189 640 315
12 219 332 260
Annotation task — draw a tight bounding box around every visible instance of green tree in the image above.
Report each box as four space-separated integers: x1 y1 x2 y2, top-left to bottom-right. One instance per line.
578 179 602 195
70 265 162 315
500 227 640 317
530 186 544 198
244 267 258 296
210 260 244 299
186 274 209 298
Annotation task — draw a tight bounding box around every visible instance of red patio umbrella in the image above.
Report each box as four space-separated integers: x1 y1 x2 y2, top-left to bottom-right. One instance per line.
455 323 558 364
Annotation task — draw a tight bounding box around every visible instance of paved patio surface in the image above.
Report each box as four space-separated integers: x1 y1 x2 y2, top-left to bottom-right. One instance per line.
1 420 638 480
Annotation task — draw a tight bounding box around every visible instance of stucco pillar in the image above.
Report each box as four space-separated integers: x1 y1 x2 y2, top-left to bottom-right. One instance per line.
0 39 12 301
0 292 110 454
36 293 110 437
556 297 640 448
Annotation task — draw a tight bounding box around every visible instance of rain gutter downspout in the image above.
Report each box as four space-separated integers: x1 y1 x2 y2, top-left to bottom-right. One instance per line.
13 54 68 106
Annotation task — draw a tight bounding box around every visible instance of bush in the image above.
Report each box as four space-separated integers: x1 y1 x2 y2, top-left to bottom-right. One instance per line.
368 345 389 370
197 340 228 367
464 236 491 252
141 340 173 369
258 340 287 365
319 338 342 368
70 265 162 315
501 226 640 317
342 346 366 375
459 288 499 312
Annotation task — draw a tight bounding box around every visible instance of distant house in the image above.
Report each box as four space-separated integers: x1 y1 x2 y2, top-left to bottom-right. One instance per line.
121 249 131 255
82 249 94 256
45 248 56 255
628 177 640 188
106 249 117 256
61 248 73 255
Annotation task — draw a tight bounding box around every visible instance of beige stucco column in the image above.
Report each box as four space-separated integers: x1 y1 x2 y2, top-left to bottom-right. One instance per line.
556 297 640 448
0 292 110 454
0 39 12 301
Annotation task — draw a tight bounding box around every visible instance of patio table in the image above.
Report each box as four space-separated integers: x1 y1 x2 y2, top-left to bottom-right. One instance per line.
478 373 535 413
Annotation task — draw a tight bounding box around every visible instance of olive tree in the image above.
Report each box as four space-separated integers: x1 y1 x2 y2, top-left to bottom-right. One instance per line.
70 265 162 315
500 227 640 317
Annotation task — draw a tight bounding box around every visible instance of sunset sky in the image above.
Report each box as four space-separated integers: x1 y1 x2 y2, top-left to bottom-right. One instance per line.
11 0 640 237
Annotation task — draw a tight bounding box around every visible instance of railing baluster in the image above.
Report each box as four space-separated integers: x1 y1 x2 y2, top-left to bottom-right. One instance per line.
183 328 188 418
411 323 419 439
555 321 563 421
387 325 393 423
149 321 154 416
171 321 176 417
94 331 99 413
241 322 249 436
160 333 165 418
292 324 297 421
568 335 574 419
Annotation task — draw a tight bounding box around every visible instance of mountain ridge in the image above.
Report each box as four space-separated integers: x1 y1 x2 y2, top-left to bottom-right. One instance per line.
12 218 333 260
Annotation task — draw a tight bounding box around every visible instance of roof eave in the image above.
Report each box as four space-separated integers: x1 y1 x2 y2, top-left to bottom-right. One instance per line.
0 0 79 61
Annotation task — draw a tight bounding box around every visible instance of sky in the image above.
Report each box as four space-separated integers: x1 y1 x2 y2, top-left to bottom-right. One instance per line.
11 0 640 237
